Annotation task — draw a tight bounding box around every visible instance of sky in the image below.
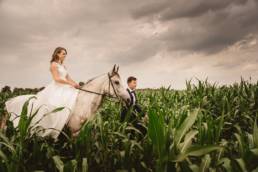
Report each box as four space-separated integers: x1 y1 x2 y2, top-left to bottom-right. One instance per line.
0 0 258 90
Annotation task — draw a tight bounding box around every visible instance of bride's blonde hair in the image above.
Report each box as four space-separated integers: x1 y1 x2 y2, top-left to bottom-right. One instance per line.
50 47 67 64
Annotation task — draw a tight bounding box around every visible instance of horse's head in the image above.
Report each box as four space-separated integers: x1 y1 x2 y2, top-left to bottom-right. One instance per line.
103 65 130 104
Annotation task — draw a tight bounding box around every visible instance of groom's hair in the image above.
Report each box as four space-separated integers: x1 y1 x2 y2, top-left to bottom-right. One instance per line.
127 76 137 84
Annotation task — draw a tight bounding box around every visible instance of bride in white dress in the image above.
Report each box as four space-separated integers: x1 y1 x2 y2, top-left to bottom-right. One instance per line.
5 47 81 140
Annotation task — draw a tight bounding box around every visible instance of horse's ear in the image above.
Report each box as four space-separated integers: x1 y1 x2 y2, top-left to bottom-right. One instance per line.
110 64 116 74
116 65 119 72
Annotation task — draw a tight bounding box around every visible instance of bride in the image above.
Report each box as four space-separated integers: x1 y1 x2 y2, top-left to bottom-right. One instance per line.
5 47 81 140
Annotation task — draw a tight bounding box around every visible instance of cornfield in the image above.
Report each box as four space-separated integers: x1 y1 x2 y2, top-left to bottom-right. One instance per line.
0 77 258 172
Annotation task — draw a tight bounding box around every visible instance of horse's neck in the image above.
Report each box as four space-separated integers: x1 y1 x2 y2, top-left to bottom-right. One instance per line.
82 74 107 95
79 75 107 118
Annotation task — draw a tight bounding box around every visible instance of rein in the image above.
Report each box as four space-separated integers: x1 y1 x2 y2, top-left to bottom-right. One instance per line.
76 73 120 100
77 87 105 96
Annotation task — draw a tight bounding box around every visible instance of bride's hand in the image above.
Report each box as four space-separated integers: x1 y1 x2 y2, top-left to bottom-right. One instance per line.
74 83 80 89
75 83 80 89
70 82 80 89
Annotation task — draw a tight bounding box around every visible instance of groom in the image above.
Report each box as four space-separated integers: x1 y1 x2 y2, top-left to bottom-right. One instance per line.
120 76 148 137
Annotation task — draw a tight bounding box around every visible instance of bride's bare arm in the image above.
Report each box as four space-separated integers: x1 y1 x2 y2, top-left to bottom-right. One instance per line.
64 65 80 88
50 63 72 85
66 74 77 85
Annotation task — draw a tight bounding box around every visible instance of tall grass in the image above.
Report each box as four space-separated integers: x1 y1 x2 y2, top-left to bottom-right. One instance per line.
0 78 258 171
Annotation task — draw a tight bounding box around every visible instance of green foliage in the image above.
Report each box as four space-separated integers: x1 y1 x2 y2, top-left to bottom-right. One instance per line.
0 78 258 171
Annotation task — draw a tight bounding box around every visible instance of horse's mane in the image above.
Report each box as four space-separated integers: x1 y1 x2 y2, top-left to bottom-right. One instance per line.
84 73 107 85
82 72 120 86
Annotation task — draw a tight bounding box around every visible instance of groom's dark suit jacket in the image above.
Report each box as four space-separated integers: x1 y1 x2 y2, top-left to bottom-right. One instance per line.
120 88 144 122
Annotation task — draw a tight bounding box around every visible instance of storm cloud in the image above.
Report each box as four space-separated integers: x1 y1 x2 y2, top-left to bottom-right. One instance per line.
0 0 258 89
131 0 258 54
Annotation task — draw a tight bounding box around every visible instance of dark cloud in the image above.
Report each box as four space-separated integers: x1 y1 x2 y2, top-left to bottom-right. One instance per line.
108 37 163 64
130 0 258 54
131 0 248 20
0 0 258 89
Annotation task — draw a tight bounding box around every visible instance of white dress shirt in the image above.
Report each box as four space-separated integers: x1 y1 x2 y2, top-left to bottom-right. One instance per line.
128 87 136 105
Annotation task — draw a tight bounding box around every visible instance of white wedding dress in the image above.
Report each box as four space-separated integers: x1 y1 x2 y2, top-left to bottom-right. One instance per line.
5 62 79 140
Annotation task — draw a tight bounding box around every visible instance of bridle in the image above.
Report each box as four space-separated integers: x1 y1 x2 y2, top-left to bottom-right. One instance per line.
76 72 119 100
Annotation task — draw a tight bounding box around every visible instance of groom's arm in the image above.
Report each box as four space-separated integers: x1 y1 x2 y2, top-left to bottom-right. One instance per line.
133 92 145 117
134 103 149 123
134 103 145 118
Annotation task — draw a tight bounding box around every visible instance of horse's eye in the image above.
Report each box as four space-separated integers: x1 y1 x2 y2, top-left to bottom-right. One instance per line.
114 81 120 85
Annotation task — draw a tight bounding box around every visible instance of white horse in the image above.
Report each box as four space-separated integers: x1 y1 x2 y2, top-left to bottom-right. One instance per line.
1 65 131 139
67 64 130 137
